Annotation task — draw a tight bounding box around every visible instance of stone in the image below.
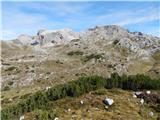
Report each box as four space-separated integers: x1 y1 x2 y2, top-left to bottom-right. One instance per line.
140 99 144 105
45 86 51 91
68 108 71 112
134 91 142 96
105 106 109 109
104 98 114 106
80 100 84 105
132 94 137 98
146 91 151 94
148 111 154 117
19 115 24 120
54 117 59 120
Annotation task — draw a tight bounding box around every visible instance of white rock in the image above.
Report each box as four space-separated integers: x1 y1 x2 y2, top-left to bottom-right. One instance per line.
146 91 151 94
45 86 51 91
95 107 99 110
68 108 71 112
148 111 154 117
19 115 24 120
80 100 84 105
105 106 109 109
104 98 114 106
140 99 144 105
37 29 79 46
54 117 59 120
135 91 142 96
17 34 33 45
132 94 137 98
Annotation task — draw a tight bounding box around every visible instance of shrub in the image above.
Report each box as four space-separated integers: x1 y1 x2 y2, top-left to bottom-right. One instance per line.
5 66 16 71
67 51 83 56
113 39 119 45
34 109 57 120
3 86 10 91
1 73 160 120
30 70 35 73
107 64 114 68
83 53 104 62
8 81 14 86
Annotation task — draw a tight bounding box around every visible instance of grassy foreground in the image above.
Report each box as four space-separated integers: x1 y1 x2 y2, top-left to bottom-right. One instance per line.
1 73 160 120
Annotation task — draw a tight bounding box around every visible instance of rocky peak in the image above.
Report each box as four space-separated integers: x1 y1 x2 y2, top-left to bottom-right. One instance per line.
3 25 160 56
36 28 79 46
87 25 129 35
15 34 34 45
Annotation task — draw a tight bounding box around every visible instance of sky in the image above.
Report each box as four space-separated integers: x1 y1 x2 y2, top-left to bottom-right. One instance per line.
1 1 160 40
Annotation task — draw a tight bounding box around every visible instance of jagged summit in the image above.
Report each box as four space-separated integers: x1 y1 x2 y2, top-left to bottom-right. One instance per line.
3 25 159 47
15 34 33 45
36 28 79 46
88 25 128 32
1 25 160 56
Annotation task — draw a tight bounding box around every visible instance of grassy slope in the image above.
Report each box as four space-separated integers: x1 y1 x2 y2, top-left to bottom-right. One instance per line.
24 88 159 120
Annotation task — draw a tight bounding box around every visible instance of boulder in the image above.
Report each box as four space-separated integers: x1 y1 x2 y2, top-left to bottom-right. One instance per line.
19 115 24 120
148 111 154 117
140 99 144 105
103 98 114 106
54 117 59 120
132 94 137 98
146 91 151 94
45 86 51 91
134 91 142 96
80 100 84 105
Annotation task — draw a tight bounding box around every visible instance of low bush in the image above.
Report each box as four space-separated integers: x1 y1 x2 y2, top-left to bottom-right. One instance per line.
5 66 16 71
2 86 10 91
1 73 160 120
34 109 57 120
67 51 84 56
83 53 104 62
8 81 14 86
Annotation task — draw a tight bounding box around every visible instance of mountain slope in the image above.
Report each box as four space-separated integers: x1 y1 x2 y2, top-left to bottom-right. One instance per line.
1 25 160 99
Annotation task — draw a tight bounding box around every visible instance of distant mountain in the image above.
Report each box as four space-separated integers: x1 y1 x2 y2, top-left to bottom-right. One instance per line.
1 25 160 88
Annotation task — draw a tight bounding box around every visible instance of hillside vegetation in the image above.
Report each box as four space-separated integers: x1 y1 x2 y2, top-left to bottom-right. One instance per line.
1 73 160 120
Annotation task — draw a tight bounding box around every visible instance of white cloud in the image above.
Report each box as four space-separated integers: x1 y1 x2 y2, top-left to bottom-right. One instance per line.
93 7 160 26
116 14 160 26
1 2 159 39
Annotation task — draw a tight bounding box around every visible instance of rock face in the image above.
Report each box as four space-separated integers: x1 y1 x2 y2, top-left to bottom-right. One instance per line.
4 25 159 56
36 29 79 46
15 34 34 45
80 25 160 56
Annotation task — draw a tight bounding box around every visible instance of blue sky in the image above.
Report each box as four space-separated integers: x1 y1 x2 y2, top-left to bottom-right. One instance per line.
1 1 160 40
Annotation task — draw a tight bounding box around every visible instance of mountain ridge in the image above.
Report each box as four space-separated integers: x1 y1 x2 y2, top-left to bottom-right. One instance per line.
1 25 160 89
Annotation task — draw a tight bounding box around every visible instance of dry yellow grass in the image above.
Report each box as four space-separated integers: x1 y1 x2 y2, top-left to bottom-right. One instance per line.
24 88 159 120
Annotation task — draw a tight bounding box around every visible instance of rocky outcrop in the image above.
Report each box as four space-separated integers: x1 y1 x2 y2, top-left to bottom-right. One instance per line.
36 29 79 46
3 25 159 56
